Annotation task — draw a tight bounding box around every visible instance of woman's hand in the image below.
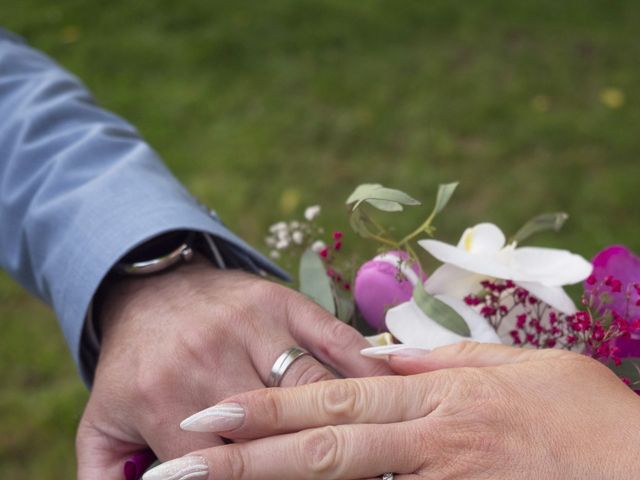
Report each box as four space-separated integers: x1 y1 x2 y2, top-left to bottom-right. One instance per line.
145 343 640 479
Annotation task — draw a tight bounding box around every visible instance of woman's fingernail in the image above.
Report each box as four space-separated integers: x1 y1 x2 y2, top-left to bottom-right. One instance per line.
142 456 208 480
360 344 431 358
180 403 245 432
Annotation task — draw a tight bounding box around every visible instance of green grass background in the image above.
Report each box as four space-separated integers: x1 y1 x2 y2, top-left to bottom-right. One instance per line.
1 1 639 477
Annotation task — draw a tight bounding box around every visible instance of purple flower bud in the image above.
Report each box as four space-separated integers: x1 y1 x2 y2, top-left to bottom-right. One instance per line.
124 450 156 480
354 251 427 331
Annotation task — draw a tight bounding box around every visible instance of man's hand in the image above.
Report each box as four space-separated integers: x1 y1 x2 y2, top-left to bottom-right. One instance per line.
75 256 391 479
157 343 640 479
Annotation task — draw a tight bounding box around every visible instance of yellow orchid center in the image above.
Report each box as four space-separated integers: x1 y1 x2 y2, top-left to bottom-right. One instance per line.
463 229 474 252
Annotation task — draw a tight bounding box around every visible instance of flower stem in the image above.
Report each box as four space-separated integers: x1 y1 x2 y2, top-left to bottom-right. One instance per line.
399 213 436 246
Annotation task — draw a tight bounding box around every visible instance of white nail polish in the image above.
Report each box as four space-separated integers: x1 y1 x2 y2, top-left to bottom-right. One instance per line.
142 456 208 480
180 403 245 433
360 344 431 358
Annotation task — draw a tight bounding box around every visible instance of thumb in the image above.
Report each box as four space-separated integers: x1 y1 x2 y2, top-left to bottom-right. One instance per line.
387 341 566 375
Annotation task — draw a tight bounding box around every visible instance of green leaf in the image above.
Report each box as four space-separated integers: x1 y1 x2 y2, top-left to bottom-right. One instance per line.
412 284 471 337
365 198 405 212
346 183 420 212
431 182 459 216
299 249 335 314
334 289 355 323
607 357 640 383
349 208 376 238
512 212 569 244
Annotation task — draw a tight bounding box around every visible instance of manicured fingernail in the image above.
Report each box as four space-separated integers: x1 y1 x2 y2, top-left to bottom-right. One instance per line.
360 345 431 358
180 403 245 432
142 456 207 480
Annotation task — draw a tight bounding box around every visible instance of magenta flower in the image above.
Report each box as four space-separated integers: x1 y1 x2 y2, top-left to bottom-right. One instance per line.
586 245 640 359
124 450 156 480
354 251 426 331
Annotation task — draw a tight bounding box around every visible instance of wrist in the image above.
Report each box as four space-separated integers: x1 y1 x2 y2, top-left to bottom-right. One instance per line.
96 252 215 344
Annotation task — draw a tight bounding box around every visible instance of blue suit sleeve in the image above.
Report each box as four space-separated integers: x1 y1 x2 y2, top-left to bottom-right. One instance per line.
0 28 288 384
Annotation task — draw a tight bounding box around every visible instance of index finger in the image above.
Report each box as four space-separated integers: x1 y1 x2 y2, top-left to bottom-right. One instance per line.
286 294 394 378
180 375 444 440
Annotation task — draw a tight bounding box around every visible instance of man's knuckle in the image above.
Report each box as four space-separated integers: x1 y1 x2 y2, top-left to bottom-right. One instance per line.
300 426 343 476
135 367 170 406
325 321 361 353
180 327 214 358
247 279 284 303
321 380 362 420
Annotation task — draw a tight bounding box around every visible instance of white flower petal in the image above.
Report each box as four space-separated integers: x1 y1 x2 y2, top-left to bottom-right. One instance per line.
311 240 326 253
269 221 287 233
424 264 485 297
457 223 506 254
419 239 514 279
386 300 463 349
510 247 593 286
292 231 304 244
385 297 501 350
515 281 577 314
304 205 321 221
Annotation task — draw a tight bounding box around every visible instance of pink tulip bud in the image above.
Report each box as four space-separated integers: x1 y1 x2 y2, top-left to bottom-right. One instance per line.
354 251 427 331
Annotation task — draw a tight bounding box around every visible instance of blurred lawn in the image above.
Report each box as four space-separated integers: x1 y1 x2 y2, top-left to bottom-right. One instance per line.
1 0 639 477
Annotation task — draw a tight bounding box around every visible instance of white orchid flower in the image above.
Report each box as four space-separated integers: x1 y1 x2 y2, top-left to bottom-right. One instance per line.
385 294 502 350
420 223 593 314
370 251 501 350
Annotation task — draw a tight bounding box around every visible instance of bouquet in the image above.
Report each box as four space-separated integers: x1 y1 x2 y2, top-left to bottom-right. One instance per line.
265 183 640 392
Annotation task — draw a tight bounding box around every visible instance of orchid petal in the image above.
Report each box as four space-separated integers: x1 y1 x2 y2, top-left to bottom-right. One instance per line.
386 297 501 350
510 247 593 286
419 239 514 279
515 281 577 314
424 264 485 297
386 300 462 348
456 223 506 254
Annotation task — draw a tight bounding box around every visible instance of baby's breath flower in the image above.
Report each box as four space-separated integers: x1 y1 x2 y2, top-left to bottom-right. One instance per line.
304 205 321 221
311 240 326 253
292 231 304 245
275 239 289 250
269 221 287 233
265 236 277 248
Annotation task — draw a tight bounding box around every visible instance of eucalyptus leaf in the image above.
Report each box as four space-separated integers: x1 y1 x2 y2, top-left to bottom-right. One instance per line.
412 284 471 337
346 183 420 212
349 208 376 238
607 357 640 383
334 289 355 323
512 212 569 244
431 182 459 216
365 198 405 212
299 249 335 314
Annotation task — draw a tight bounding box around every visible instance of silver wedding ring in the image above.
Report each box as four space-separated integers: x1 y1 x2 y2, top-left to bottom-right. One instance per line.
382 474 394 480
267 346 311 387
